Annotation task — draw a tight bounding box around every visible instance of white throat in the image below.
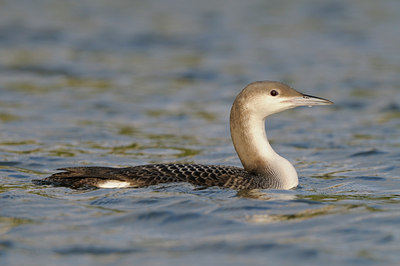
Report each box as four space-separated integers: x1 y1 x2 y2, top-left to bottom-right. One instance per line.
230 101 298 189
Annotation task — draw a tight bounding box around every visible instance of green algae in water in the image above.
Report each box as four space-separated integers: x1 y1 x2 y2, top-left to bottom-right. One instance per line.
0 113 21 123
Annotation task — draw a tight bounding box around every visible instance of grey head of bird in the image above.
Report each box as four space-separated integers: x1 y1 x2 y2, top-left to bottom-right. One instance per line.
232 81 333 119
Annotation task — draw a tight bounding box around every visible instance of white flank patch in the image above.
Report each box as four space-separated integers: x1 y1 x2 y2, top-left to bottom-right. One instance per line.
98 180 131 188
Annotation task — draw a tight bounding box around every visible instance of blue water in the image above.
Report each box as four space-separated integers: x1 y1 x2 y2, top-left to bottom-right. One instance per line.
1 0 400 265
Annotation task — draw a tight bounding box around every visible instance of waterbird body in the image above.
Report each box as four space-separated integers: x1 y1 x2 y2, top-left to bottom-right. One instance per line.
34 81 332 190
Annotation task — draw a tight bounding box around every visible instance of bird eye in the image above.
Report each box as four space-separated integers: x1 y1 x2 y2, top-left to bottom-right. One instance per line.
270 90 279 96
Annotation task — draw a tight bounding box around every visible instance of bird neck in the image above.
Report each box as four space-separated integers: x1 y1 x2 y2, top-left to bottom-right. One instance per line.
230 105 298 189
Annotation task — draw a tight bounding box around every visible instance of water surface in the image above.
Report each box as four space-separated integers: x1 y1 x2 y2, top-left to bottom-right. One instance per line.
1 0 400 265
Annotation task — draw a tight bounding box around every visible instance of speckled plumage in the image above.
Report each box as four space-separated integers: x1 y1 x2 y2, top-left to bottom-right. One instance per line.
33 163 277 190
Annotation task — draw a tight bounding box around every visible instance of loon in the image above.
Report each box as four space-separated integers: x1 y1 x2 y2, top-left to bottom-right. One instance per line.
33 81 332 190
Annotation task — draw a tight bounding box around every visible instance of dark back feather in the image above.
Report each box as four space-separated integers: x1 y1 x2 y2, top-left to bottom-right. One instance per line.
33 164 275 189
